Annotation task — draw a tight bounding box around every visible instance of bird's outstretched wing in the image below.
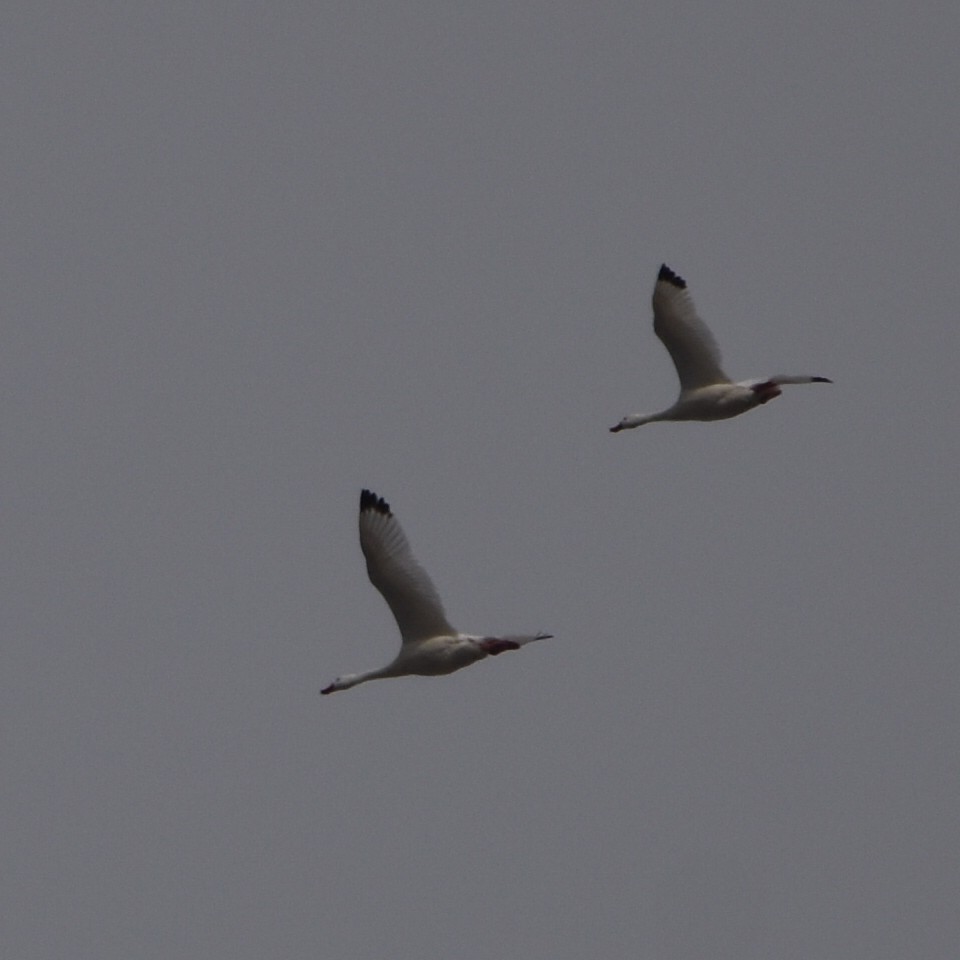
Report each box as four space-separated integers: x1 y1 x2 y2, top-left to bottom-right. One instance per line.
652 264 730 392
358 490 456 644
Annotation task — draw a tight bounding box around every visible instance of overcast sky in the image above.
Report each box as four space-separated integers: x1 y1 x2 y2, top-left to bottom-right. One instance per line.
3 3 959 958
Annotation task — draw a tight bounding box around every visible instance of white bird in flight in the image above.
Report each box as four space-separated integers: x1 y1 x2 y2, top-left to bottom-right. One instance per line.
321 490 552 695
610 264 831 432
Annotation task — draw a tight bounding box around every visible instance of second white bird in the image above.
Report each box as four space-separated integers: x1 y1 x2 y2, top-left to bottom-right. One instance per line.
610 264 831 432
321 490 552 695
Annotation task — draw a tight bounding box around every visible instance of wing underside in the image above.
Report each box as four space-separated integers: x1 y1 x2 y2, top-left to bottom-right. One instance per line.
652 266 729 392
359 491 456 644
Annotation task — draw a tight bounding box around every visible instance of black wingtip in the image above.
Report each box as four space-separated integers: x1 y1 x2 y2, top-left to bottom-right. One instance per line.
360 489 391 515
658 263 686 289
813 376 833 383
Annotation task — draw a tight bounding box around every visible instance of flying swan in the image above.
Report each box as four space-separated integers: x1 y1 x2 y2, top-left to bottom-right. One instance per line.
321 490 552 694
610 264 831 431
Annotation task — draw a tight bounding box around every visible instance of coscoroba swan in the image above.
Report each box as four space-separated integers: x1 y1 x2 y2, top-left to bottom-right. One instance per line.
610 264 831 431
321 490 552 694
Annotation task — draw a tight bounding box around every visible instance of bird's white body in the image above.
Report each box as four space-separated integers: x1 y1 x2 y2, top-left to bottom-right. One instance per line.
321 490 551 694
610 264 831 432
324 632 545 692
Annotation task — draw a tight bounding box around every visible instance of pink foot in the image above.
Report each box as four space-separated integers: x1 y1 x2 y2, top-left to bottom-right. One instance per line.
480 638 521 656
752 381 782 404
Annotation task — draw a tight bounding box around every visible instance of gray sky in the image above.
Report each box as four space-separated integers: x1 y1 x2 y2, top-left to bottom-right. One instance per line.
4 3 958 958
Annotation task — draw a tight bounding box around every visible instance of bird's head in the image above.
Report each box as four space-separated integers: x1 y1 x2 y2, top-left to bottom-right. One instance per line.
320 674 360 695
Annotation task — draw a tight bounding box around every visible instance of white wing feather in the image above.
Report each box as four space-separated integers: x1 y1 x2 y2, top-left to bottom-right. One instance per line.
652 265 730 392
359 491 456 644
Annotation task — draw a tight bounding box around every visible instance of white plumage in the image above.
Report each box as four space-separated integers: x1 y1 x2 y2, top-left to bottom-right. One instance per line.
610 264 831 431
320 490 552 695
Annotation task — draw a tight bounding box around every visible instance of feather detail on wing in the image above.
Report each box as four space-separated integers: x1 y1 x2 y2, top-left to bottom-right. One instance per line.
358 490 456 644
652 264 730 392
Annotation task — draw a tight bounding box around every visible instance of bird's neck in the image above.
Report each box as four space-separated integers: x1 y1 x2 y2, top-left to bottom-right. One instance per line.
334 664 397 691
